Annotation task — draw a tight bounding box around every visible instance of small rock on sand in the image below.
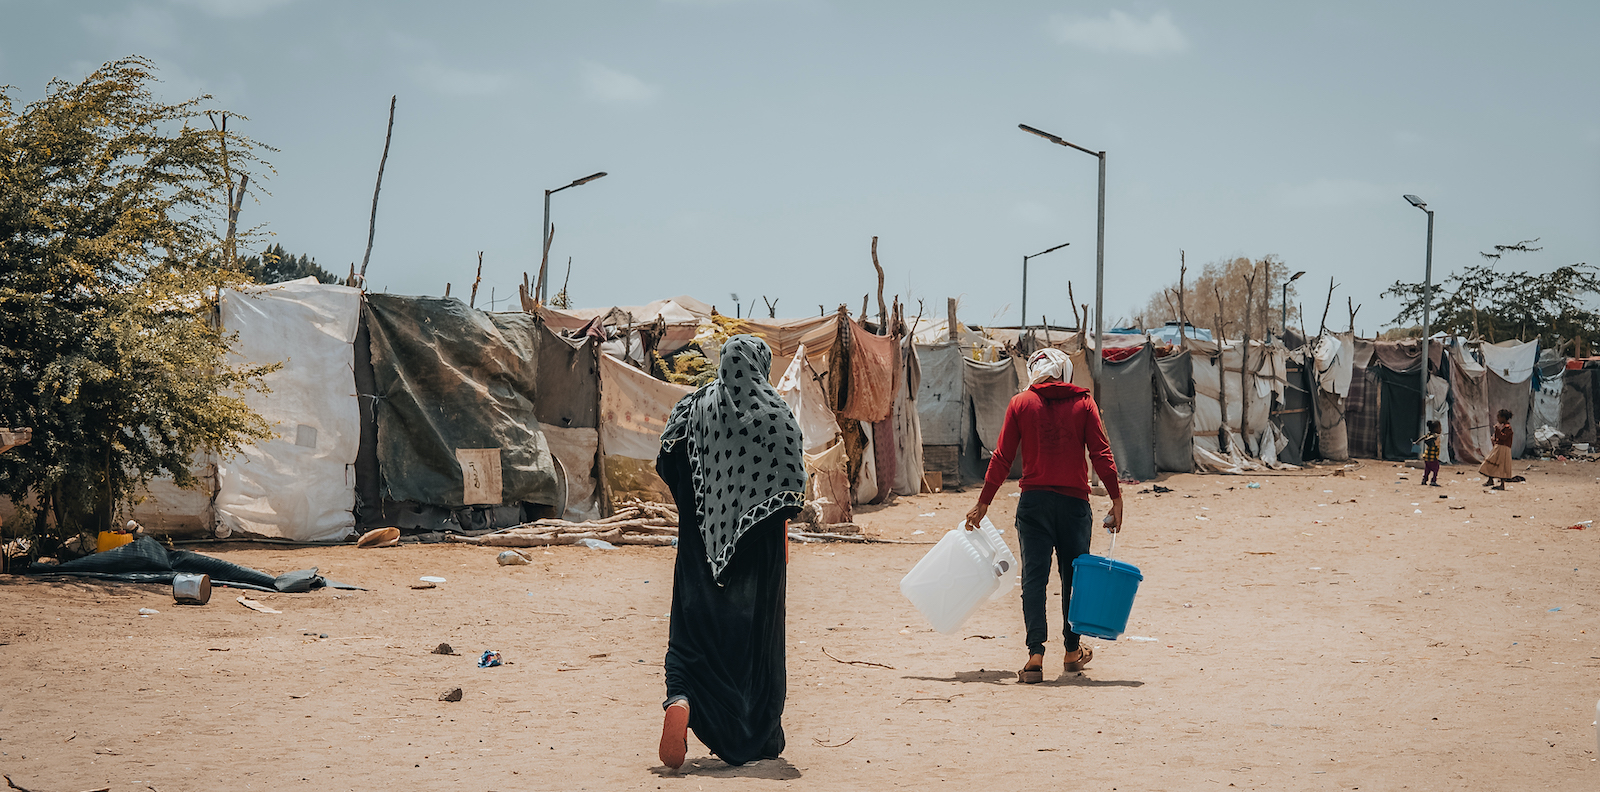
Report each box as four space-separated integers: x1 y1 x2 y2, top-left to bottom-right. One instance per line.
432 643 455 655
439 687 463 702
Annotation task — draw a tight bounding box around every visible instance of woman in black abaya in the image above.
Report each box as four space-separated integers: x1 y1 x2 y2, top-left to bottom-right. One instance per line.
656 335 806 769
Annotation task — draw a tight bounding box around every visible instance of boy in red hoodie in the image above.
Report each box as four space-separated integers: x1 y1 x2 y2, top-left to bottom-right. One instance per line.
965 348 1123 684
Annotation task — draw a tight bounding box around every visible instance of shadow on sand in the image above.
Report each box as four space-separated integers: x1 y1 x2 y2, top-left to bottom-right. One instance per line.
902 669 1144 688
651 756 801 780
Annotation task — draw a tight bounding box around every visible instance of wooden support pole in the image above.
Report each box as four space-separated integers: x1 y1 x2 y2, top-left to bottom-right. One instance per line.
359 96 397 284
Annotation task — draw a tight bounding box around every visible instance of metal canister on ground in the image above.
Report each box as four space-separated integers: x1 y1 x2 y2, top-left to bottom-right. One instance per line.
172 572 212 605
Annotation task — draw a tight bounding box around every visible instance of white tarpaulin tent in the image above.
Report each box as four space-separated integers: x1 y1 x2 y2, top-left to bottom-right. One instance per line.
214 278 363 541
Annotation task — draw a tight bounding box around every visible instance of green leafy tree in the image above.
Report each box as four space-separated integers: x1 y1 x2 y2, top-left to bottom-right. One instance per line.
0 57 279 545
1382 240 1599 352
239 243 339 284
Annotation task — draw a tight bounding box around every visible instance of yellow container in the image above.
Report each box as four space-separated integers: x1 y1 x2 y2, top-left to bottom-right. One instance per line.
97 531 134 553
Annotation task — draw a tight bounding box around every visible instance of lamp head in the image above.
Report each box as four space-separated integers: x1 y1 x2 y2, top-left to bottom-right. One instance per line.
1289 270 1306 282
1403 194 1426 209
573 171 608 187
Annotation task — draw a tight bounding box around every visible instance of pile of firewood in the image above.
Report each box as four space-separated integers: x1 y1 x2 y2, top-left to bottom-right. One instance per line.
446 500 681 547
444 499 909 549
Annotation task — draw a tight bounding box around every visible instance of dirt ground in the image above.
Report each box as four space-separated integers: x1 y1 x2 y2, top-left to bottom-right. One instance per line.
2 458 1598 791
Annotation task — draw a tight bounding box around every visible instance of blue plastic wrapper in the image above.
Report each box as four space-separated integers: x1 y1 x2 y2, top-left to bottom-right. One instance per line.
478 650 502 668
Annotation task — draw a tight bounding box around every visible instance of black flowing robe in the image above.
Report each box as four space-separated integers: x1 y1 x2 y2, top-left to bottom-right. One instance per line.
659 444 796 766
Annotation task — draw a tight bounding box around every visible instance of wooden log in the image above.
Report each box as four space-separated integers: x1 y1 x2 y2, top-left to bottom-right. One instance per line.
612 534 677 546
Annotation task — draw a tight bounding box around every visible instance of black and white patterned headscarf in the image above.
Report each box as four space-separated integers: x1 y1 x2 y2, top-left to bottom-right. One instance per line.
661 334 806 583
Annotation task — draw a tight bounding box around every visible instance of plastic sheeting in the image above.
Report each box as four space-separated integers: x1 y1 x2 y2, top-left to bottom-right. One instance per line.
1479 340 1538 384
365 295 560 510
1448 344 1490 464
540 423 600 522
890 341 925 496
1345 366 1380 459
1155 352 1195 473
1560 368 1598 444
776 345 841 455
1276 357 1311 466
1314 332 1354 397
598 353 693 504
1427 374 1453 465
803 440 852 524
915 343 964 446
1530 356 1564 438
839 320 900 423
1484 370 1531 459
1376 365 1426 460
1099 345 1156 481
215 279 362 541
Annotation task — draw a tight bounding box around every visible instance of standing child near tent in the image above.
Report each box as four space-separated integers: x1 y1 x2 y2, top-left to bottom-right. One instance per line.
1479 409 1515 490
1416 420 1442 487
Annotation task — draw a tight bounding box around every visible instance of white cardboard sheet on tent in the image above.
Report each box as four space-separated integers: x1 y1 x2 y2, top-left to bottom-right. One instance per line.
215 279 362 542
776 344 841 455
598 353 693 460
1313 333 1354 396
1479 340 1538 384
540 423 600 522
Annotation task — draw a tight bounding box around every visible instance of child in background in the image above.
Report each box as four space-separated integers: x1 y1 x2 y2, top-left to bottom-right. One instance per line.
1478 409 1515 490
1416 420 1442 487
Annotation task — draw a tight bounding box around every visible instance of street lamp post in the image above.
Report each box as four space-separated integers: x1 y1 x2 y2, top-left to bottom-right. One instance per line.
1281 270 1306 340
1404 194 1435 445
540 171 608 303
1021 242 1070 351
1019 124 1106 400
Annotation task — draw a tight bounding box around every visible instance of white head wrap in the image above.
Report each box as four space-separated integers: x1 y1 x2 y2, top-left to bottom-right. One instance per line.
1027 348 1073 385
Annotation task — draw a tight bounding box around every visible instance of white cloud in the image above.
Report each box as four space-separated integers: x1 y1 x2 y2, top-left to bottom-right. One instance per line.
167 0 299 18
1278 178 1398 209
412 62 514 97
581 62 661 105
1050 10 1188 57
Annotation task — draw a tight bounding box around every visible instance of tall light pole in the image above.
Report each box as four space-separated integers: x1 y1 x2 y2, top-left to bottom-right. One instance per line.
1404 194 1434 444
540 171 607 303
1281 270 1306 340
1020 124 1105 399
1021 242 1070 349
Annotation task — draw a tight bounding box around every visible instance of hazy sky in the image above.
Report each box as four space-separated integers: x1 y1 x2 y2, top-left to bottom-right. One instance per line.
5 1 1597 332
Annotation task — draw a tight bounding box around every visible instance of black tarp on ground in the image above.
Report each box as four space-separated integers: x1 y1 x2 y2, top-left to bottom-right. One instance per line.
364 294 559 511
1277 357 1312 465
1560 368 1599 444
29 536 361 591
1099 344 1156 481
1154 350 1194 473
1376 365 1426 460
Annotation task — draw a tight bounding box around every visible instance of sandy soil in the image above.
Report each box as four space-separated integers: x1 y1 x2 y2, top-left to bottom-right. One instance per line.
2 458 1598 791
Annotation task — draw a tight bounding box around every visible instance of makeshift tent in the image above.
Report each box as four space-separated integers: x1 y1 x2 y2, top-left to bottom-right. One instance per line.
1154 351 1195 473
1276 354 1312 466
889 340 926 495
1310 333 1352 461
1098 344 1157 481
533 320 602 521
958 355 1024 485
914 342 964 481
1447 342 1491 464
363 295 560 524
1531 350 1565 443
214 278 363 541
598 352 693 505
1560 366 1599 445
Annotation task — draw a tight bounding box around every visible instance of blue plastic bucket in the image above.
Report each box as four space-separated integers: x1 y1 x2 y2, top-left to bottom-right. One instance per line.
1068 554 1143 640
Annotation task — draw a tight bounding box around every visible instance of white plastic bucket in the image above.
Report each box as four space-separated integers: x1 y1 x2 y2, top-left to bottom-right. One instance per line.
900 517 1018 634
